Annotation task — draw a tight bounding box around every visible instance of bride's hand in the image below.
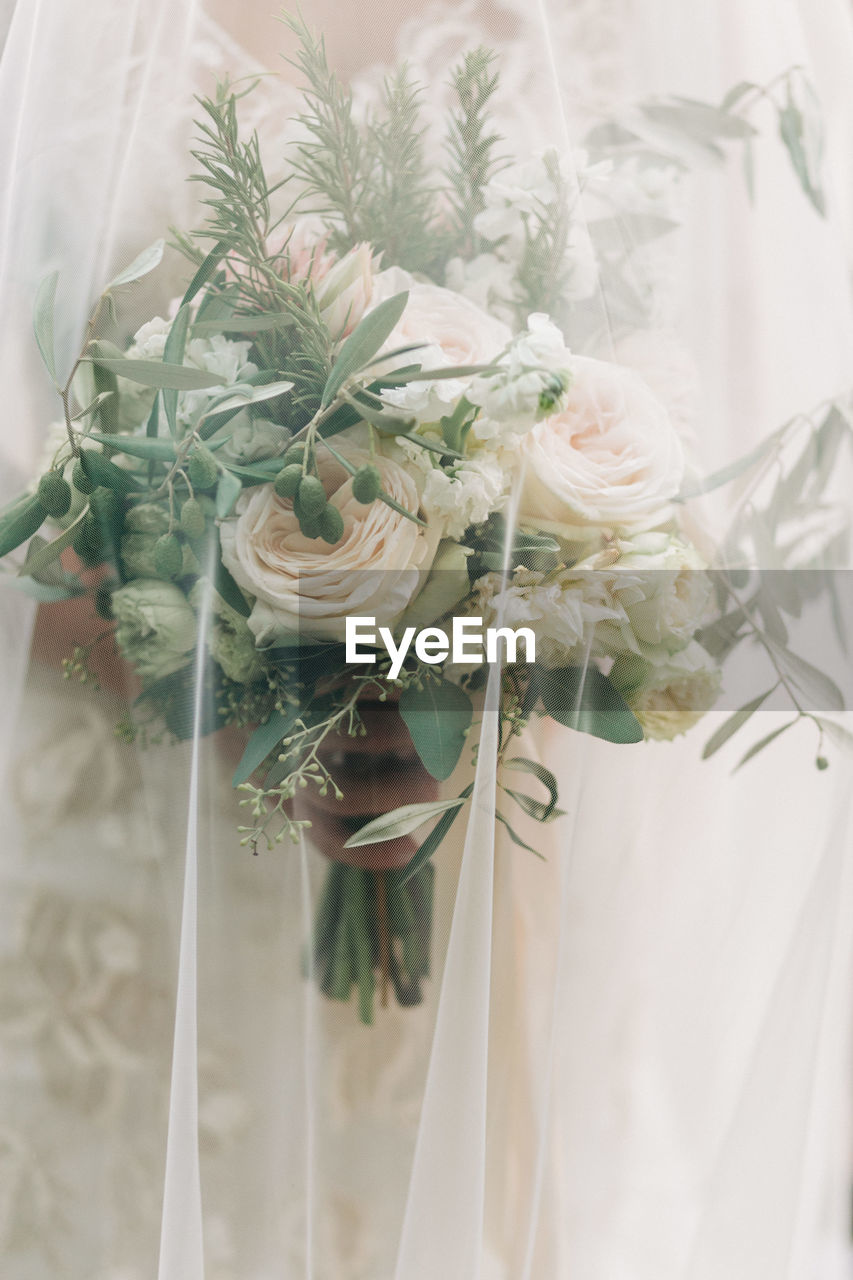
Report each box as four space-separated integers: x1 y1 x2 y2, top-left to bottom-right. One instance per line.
292 697 438 871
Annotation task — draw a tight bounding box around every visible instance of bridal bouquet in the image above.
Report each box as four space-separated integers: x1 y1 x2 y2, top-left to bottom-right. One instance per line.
2 18 848 1020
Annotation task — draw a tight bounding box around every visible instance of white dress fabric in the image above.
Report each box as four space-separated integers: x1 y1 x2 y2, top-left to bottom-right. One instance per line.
1 2 853 1278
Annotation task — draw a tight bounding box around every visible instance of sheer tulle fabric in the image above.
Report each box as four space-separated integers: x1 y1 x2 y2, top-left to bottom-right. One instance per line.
1 2 853 1278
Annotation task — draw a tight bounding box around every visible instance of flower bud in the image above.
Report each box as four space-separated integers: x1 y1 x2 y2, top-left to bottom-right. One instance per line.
314 243 374 339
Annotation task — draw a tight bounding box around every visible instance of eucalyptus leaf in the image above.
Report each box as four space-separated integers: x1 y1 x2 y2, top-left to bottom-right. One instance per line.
399 678 473 780
701 687 775 759
321 291 409 408
233 705 302 786
538 665 644 744
106 239 165 289
33 271 59 383
344 797 465 848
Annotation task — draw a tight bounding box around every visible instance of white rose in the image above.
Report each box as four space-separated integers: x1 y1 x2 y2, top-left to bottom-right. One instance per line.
518 355 685 533
219 440 442 645
609 642 721 741
373 268 512 422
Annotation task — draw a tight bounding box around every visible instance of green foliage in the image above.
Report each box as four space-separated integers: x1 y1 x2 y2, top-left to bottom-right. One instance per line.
442 47 504 261
534 665 645 744
399 676 473 780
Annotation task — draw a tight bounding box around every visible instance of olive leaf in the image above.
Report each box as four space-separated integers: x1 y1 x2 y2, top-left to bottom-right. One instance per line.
321 291 409 408
344 797 466 848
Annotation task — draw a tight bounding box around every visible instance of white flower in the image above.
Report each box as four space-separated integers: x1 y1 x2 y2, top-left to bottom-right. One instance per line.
471 563 637 669
179 334 258 427
610 642 721 740
518 354 685 533
219 438 443 645
372 268 512 422
420 454 509 539
613 531 712 652
467 314 572 434
111 579 197 684
444 252 516 323
128 315 171 361
473 149 601 303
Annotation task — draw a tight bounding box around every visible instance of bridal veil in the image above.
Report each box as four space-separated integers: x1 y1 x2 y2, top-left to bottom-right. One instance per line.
1 2 853 1277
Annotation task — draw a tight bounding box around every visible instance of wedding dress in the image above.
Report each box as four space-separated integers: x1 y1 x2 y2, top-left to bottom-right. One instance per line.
1 2 853 1279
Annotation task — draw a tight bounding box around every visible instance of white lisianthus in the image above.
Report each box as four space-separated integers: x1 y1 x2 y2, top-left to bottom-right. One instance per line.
467 314 572 435
313 242 376 339
219 439 442 645
372 267 512 422
518 355 685 534
609 642 721 740
112 579 197 684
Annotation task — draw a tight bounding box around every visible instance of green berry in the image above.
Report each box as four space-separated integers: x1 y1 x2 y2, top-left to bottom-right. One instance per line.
37 471 72 519
180 498 206 539
816 756 830 771
318 505 344 545
297 510 323 539
283 443 306 468
187 451 218 492
71 459 95 494
351 464 381 505
153 533 183 581
89 486 119 525
274 464 303 501
297 474 327 517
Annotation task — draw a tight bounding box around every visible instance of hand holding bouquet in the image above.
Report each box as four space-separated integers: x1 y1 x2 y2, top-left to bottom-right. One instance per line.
3 17 849 1022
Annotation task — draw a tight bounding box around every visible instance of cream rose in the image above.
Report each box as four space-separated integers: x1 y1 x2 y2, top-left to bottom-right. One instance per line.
219 441 442 645
374 267 512 421
518 355 685 533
